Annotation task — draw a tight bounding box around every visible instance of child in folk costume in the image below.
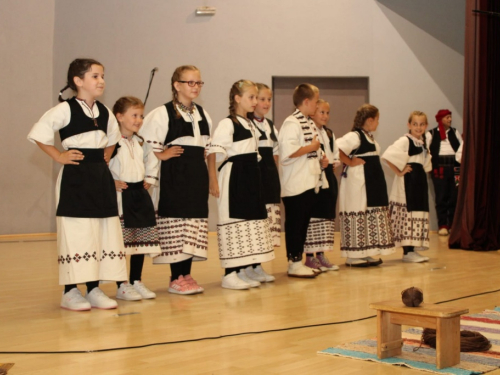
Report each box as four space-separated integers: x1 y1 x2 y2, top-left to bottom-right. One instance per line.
140 65 211 295
279 84 329 278
110 97 161 300
337 104 395 267
424 109 462 236
382 111 432 263
245 83 280 283
208 80 275 290
27 58 127 311
304 99 341 272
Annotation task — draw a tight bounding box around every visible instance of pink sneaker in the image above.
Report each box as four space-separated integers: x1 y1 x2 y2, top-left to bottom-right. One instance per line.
184 274 204 294
304 256 322 273
316 253 340 271
168 275 199 295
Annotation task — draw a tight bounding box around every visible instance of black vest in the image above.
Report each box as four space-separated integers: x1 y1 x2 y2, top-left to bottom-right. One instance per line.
230 116 254 142
163 101 210 145
350 129 376 155
253 118 278 142
407 135 425 156
325 127 335 153
59 97 109 142
429 127 460 168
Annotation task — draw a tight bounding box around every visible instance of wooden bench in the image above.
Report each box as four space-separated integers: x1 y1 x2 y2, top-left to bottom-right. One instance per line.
369 300 468 369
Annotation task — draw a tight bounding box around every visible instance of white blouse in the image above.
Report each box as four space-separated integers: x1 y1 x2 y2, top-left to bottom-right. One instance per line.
27 100 120 149
109 135 159 185
140 103 212 151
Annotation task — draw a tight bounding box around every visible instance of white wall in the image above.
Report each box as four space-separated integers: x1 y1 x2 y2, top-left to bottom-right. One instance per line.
1 0 464 234
0 0 56 234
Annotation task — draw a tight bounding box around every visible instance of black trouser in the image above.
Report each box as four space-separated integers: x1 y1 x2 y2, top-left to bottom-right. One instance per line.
282 189 316 262
431 159 458 228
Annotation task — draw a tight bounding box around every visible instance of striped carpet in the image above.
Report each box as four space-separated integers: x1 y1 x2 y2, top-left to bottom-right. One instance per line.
319 309 500 375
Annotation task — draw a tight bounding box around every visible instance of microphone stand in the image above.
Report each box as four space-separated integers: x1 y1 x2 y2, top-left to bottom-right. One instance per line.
144 68 158 106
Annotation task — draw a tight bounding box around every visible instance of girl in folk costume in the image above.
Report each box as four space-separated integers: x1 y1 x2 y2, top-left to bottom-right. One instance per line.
110 97 161 300
337 104 395 267
27 58 127 311
304 99 341 272
208 80 275 290
279 84 329 278
382 111 432 263
245 83 280 283
140 65 211 295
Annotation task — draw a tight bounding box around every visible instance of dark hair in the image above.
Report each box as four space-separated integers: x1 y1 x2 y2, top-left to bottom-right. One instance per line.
292 83 318 107
352 104 379 131
58 58 103 102
229 80 257 122
112 96 145 143
171 65 200 118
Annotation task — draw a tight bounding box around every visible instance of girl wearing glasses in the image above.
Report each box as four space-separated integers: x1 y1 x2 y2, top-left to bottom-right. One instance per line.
140 65 212 295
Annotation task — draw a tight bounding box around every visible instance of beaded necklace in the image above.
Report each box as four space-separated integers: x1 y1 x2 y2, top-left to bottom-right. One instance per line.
176 100 195 114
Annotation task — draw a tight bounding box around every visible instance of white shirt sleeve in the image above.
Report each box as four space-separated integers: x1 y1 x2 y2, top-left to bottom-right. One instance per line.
27 102 71 145
278 120 302 166
336 131 361 156
207 118 234 162
382 136 410 171
140 106 169 152
105 106 121 146
143 140 160 185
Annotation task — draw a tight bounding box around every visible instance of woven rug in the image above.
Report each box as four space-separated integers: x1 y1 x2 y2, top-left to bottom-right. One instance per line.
319 309 500 375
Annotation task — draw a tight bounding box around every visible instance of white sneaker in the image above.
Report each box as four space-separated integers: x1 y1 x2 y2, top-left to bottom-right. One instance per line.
287 260 317 278
133 281 156 299
244 266 266 282
61 288 91 311
438 227 449 236
237 269 261 287
86 287 118 309
402 251 427 263
116 282 142 301
253 265 275 282
221 271 251 290
414 251 429 261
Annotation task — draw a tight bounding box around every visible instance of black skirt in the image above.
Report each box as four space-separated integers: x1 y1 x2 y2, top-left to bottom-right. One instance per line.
360 155 389 207
121 181 157 228
258 147 281 204
311 164 338 219
404 163 429 212
219 153 267 220
158 145 208 219
57 148 118 218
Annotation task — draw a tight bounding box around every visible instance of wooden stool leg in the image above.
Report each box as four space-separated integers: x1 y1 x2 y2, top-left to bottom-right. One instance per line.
436 317 461 369
377 311 402 359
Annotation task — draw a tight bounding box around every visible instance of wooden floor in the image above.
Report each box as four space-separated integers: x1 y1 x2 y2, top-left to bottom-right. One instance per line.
1 233 500 375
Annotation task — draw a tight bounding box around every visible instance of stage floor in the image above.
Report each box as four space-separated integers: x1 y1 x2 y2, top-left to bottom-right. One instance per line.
1 233 500 374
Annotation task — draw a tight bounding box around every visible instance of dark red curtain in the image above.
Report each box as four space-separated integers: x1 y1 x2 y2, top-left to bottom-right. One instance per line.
449 0 500 250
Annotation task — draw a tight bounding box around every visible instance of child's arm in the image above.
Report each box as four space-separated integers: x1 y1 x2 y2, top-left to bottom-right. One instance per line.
288 135 320 158
339 150 365 167
104 144 115 164
385 160 412 176
154 146 184 161
207 153 219 198
35 141 83 165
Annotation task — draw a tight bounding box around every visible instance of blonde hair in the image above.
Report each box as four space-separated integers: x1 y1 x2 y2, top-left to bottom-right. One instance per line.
229 79 258 122
256 83 270 94
408 110 428 124
317 99 329 107
352 104 379 131
171 65 200 118
292 83 319 107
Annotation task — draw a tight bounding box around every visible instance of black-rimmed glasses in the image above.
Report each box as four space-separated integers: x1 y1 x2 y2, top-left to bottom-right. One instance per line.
178 81 205 87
